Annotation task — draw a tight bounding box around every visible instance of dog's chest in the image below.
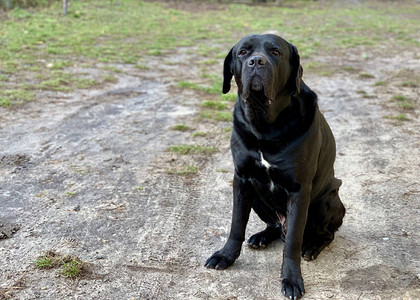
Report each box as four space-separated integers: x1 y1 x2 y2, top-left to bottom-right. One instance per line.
237 149 296 203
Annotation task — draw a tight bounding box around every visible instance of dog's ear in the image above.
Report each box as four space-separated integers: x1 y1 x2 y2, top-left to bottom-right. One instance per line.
288 44 303 95
222 47 234 94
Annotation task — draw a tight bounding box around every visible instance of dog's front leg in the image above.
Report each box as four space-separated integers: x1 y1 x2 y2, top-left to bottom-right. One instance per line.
205 174 253 270
281 188 311 299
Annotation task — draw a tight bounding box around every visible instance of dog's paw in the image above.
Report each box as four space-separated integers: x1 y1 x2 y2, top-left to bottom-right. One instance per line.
247 226 282 249
301 240 330 261
204 249 239 270
282 277 304 300
281 258 305 299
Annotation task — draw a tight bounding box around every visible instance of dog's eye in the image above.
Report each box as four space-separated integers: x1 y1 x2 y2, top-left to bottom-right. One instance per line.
272 50 282 57
238 50 247 56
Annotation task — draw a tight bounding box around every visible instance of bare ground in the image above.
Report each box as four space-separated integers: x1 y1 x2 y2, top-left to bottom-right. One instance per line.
1 32 420 300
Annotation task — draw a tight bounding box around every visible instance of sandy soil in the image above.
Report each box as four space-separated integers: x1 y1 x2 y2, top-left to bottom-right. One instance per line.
1 14 419 300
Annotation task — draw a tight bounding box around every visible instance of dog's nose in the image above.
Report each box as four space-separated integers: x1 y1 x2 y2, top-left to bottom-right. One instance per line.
248 55 267 68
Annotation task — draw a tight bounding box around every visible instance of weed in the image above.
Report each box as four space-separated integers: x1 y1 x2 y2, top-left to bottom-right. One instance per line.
66 192 76 196
169 144 217 155
136 186 143 191
374 81 386 86
62 259 82 278
34 256 54 269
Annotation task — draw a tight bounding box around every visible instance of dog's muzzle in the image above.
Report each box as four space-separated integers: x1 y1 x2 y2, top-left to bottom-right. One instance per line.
241 54 274 102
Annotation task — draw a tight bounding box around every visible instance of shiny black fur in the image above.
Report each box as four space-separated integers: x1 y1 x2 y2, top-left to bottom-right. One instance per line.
205 34 345 299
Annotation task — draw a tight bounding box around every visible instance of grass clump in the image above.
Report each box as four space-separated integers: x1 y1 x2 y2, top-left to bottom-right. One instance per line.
166 165 199 175
401 81 418 88
34 255 55 269
34 251 86 279
200 110 232 122
61 259 83 278
192 131 208 137
359 73 375 79
171 124 191 131
383 114 410 122
169 144 217 155
391 94 415 110
374 81 386 86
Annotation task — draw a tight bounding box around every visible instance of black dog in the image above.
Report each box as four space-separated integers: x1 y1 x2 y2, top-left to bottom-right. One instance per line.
205 34 345 299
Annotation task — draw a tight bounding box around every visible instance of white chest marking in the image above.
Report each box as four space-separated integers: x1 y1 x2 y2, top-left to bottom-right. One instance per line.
259 151 272 170
258 151 275 192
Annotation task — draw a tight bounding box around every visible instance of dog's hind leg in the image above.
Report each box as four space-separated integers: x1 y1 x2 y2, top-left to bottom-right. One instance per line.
302 187 345 261
247 201 284 249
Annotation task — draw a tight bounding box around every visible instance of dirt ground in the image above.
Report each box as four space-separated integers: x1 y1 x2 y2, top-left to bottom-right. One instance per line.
1 9 420 300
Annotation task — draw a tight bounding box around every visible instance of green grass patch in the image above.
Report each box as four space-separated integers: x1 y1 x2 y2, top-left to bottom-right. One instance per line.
0 89 34 106
177 79 220 95
200 110 233 122
202 100 228 110
221 93 237 102
38 72 97 91
169 144 217 155
1 0 419 106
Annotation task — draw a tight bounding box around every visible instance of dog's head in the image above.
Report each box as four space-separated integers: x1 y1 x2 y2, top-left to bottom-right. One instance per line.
223 34 303 124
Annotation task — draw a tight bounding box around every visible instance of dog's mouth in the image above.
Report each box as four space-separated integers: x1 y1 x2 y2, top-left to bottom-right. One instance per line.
242 77 273 107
